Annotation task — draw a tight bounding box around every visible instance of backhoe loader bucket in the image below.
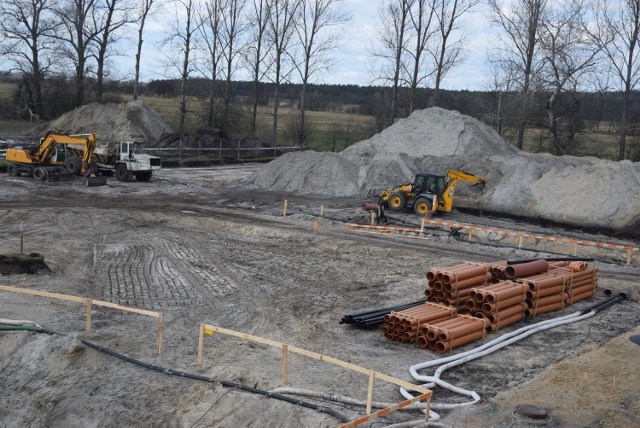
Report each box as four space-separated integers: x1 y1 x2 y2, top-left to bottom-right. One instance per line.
83 175 108 187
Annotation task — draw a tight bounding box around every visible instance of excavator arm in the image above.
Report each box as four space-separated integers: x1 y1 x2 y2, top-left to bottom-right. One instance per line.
439 169 488 212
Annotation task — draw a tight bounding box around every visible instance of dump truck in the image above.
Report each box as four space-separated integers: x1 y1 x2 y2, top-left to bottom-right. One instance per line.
5 133 107 186
66 140 161 182
378 169 488 215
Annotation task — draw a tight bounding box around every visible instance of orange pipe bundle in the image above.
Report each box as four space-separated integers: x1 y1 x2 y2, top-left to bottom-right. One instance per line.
415 315 487 352
383 303 456 343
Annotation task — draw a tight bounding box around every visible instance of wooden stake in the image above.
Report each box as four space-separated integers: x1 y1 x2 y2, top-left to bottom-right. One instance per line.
283 200 288 217
573 242 578 256
627 250 632 266
282 344 288 384
20 220 24 255
366 370 375 414
85 299 92 332
468 228 473 241
156 313 164 355
517 236 524 249
426 397 431 422
313 219 318 236
612 376 617 391
197 323 205 366
320 205 324 217
370 211 375 226
420 219 425 234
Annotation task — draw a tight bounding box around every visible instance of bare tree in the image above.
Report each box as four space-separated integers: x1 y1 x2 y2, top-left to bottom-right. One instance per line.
405 0 437 113
430 0 479 106
220 0 247 131
538 0 602 155
54 0 104 107
0 0 60 117
598 0 640 160
93 0 132 102
132 0 159 101
266 0 300 146
291 0 350 147
245 0 271 135
371 0 411 127
488 0 547 149
198 0 224 128
162 0 201 137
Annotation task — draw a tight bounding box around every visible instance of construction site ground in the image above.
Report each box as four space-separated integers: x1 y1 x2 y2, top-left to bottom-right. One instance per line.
1 164 639 427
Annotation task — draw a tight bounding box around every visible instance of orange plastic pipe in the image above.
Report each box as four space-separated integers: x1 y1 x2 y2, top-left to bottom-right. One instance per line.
486 303 526 323
482 294 526 312
487 312 524 332
435 329 485 353
438 319 485 342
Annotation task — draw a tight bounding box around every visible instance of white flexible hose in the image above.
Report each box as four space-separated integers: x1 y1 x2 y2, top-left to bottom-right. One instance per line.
400 309 594 411
0 318 42 328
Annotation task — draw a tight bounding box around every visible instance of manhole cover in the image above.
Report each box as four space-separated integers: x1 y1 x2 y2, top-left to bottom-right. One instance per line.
512 404 552 426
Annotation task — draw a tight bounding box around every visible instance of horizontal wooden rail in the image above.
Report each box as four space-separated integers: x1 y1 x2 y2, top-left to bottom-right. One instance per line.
197 323 431 427
0 284 164 354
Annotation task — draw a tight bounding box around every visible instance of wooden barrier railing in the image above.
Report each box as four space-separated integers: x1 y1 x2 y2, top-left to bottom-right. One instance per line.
197 323 431 427
0 284 164 354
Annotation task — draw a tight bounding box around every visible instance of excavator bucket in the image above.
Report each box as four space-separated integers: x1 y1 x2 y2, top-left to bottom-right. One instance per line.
83 174 108 187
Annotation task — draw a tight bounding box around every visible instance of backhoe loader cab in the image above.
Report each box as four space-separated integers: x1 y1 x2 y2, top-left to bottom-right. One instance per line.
378 169 487 216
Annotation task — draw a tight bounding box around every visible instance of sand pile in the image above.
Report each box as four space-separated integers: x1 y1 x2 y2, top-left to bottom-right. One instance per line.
247 107 640 234
37 101 172 143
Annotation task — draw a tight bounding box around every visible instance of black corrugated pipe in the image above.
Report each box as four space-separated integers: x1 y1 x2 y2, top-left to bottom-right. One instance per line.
507 257 595 265
578 290 632 315
5 326 350 423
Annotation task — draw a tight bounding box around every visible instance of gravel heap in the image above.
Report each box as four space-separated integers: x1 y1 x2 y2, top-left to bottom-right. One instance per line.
36 101 172 143
247 108 640 234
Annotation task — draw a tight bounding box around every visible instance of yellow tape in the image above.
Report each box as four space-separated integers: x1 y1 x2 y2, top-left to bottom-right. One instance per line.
204 328 214 335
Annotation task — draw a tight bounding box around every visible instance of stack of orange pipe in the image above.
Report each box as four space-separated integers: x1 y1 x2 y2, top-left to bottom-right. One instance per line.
425 263 495 309
487 260 509 281
515 263 599 317
382 303 457 343
466 281 527 333
415 315 487 353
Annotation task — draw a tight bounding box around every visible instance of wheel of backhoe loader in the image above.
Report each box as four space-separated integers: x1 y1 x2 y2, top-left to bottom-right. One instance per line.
64 156 82 175
134 171 152 182
388 192 406 211
7 164 19 177
414 197 432 215
33 167 47 181
115 164 132 181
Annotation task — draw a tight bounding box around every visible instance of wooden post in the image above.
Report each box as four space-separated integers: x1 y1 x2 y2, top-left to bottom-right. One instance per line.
320 205 324 217
627 250 632 266
20 220 24 254
366 370 375 414
156 313 164 354
313 219 318 236
237 140 241 159
197 323 205 366
219 140 222 158
468 228 473 241
370 211 375 226
283 200 288 217
572 242 578 256
282 344 288 384
517 236 524 249
425 397 431 421
85 299 92 332
420 219 425 234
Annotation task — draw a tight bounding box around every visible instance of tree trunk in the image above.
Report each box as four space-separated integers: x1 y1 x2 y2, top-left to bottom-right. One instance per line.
133 15 147 101
618 87 629 161
272 51 281 147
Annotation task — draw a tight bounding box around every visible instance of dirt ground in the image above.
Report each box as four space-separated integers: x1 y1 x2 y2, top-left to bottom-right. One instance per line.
1 165 639 428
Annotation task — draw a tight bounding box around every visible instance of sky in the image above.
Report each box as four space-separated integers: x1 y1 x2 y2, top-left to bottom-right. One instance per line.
129 0 496 91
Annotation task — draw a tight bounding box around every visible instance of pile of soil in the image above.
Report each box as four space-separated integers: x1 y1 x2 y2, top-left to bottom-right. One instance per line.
0 253 49 275
35 101 173 143
246 108 640 235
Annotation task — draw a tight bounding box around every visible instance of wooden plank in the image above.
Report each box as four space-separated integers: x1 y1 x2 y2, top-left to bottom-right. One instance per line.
203 324 284 350
197 323 205 366
85 299 92 332
366 371 375 414
91 299 161 318
283 200 288 217
282 344 288 384
156 313 164 355
0 284 87 303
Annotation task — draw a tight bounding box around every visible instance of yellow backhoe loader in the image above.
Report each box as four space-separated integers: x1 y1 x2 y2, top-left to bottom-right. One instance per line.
5 133 107 187
378 169 488 215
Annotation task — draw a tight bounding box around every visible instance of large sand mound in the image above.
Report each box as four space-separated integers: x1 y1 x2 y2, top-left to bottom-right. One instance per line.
37 101 172 143
247 108 640 234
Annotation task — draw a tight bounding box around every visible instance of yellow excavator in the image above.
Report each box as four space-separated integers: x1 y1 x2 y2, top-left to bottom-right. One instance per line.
5 133 107 187
378 169 488 215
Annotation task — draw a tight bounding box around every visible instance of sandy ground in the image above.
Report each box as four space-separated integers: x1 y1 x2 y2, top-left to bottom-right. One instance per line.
0 165 639 427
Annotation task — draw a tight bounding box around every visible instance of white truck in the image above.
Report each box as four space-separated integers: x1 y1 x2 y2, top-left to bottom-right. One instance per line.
66 140 161 182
